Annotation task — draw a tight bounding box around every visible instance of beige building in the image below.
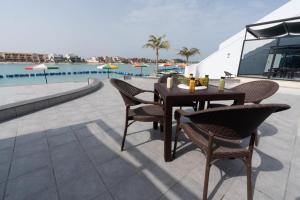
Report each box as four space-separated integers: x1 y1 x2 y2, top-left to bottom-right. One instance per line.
0 52 48 63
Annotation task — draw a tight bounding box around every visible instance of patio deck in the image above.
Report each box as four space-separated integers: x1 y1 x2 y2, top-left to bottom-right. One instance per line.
0 78 299 200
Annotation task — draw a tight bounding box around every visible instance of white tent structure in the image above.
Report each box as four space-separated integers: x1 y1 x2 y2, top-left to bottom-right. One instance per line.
185 0 300 79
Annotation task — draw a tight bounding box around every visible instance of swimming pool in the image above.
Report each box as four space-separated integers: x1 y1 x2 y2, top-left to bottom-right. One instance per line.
0 63 162 86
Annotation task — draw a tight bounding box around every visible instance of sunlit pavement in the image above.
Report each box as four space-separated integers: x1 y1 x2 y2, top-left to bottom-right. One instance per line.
0 78 299 200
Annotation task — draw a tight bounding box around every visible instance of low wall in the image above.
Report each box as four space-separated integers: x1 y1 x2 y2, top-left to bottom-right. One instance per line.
0 79 103 122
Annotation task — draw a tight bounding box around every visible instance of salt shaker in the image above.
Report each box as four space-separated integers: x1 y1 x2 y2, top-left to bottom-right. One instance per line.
167 76 173 89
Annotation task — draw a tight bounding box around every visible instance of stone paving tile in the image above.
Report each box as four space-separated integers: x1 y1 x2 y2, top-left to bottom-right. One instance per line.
223 179 273 200
0 162 10 184
53 152 95 185
140 160 187 194
0 147 13 165
15 131 46 146
91 191 113 200
159 175 202 200
109 173 163 200
85 145 120 166
4 167 55 200
47 131 76 148
0 138 14 151
96 156 138 187
73 125 97 140
58 170 107 200
284 163 300 200
5 187 59 200
46 127 74 137
50 141 84 164
0 128 17 140
0 182 5 199
9 151 50 179
13 137 48 159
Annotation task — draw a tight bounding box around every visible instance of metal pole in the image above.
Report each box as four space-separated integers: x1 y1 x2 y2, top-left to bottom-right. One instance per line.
237 29 248 76
268 38 281 79
43 69 48 84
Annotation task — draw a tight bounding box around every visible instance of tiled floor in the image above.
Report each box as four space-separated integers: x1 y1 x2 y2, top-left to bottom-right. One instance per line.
0 78 299 200
0 82 86 106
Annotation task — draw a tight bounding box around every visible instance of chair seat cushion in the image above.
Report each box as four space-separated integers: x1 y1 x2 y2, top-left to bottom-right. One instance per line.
180 123 249 159
129 105 164 122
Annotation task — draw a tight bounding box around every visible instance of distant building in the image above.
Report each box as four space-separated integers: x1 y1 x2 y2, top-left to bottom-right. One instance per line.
65 54 82 63
48 54 65 63
86 57 99 63
0 52 48 63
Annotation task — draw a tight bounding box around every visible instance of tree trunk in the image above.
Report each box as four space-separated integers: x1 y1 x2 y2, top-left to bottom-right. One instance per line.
156 49 159 76
186 56 189 65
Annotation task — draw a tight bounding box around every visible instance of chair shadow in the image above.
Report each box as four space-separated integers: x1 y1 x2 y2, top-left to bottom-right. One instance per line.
0 118 208 200
174 132 284 200
258 122 278 138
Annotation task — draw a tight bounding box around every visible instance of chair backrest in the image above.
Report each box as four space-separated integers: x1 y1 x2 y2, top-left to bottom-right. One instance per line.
233 80 279 104
158 75 168 83
110 78 143 106
188 104 290 140
158 74 185 85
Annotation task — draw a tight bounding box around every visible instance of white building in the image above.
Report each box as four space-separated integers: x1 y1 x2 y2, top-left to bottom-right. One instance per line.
86 57 99 63
186 0 300 80
48 53 65 63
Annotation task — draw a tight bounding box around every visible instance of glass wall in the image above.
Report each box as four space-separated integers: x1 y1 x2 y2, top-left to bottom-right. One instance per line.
238 36 300 81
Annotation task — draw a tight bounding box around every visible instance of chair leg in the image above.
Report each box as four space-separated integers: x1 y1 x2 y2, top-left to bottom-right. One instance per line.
172 123 181 158
246 158 253 200
255 134 260 146
203 159 211 200
160 123 164 132
121 119 128 151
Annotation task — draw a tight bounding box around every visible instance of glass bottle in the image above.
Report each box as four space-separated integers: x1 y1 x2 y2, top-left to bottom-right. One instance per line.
218 77 225 91
189 77 196 92
204 75 209 87
188 73 193 86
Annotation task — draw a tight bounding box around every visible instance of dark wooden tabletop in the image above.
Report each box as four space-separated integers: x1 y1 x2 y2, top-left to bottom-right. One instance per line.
154 83 245 105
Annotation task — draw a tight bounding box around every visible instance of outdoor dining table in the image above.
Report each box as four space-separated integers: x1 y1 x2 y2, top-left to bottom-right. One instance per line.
153 83 245 162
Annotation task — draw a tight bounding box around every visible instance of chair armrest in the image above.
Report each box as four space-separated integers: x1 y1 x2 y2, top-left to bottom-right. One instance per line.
174 109 191 120
141 90 154 93
138 98 162 105
130 94 161 105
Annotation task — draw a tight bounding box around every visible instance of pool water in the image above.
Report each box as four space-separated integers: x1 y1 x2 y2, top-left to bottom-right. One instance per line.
0 63 164 87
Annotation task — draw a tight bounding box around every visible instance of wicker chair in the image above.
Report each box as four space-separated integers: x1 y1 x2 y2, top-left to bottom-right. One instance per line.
110 78 164 151
173 103 290 200
208 80 279 108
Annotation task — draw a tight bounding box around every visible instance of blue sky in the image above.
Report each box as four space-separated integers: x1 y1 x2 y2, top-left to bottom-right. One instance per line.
0 0 287 60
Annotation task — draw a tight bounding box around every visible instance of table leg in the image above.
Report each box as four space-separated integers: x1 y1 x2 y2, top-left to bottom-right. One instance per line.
234 95 245 105
164 102 173 162
198 100 205 110
153 90 159 130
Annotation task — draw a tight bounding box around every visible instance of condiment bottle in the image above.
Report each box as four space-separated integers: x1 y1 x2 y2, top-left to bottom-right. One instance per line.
189 77 196 92
166 76 173 89
204 75 209 87
188 73 193 85
218 77 225 91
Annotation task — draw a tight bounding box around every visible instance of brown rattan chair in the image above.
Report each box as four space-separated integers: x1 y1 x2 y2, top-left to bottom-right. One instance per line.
110 78 164 151
208 80 279 108
173 103 290 200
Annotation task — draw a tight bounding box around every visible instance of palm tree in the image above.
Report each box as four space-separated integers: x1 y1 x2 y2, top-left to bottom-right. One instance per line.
177 47 200 64
143 35 170 75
